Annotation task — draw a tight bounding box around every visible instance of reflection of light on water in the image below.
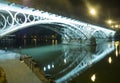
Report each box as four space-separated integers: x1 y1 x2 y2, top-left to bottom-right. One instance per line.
108 43 111 48
48 65 51 69
33 38 36 46
24 39 26 46
44 67 46 71
55 40 58 45
119 44 120 55
44 64 54 71
56 42 115 83
116 50 118 57
91 74 96 82
108 57 112 64
64 59 67 63
52 64 54 68
115 41 119 57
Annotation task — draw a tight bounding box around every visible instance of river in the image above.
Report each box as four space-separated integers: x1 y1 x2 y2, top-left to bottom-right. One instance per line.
17 40 120 83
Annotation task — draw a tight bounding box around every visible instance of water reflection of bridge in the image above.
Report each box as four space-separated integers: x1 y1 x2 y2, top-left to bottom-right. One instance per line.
43 41 115 83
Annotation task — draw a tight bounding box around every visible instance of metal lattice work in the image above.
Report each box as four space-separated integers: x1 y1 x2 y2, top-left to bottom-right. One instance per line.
0 1 116 44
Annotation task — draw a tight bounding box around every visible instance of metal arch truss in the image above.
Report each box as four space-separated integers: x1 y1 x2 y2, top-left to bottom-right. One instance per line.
0 1 116 44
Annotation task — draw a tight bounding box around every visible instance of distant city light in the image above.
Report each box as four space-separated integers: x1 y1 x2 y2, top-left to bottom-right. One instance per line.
111 25 114 28
91 74 96 82
115 25 119 28
107 20 112 24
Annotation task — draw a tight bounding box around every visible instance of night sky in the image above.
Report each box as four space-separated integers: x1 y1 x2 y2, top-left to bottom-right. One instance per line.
4 0 120 27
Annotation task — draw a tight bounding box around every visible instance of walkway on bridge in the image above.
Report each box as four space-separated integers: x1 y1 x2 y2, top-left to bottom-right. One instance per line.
0 50 43 83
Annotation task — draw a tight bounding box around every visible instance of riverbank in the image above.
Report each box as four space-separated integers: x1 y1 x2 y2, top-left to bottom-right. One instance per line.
0 66 7 83
20 55 53 83
0 50 47 83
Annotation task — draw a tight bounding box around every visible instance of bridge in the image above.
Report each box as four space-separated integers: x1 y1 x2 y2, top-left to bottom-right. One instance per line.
0 1 116 45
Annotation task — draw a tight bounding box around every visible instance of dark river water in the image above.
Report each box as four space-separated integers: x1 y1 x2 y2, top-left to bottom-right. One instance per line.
18 40 120 83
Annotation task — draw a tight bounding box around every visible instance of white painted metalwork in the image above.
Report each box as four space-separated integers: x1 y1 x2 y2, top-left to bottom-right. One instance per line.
0 1 116 44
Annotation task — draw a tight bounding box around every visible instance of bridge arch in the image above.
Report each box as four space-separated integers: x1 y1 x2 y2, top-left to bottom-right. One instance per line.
0 20 88 41
0 1 116 45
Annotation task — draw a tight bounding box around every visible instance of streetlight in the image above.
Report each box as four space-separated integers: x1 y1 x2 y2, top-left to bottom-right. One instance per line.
106 19 120 29
115 24 119 28
107 20 112 24
89 8 96 16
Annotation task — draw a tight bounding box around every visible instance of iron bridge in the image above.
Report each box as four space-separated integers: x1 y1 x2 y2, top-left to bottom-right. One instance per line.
0 1 116 44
